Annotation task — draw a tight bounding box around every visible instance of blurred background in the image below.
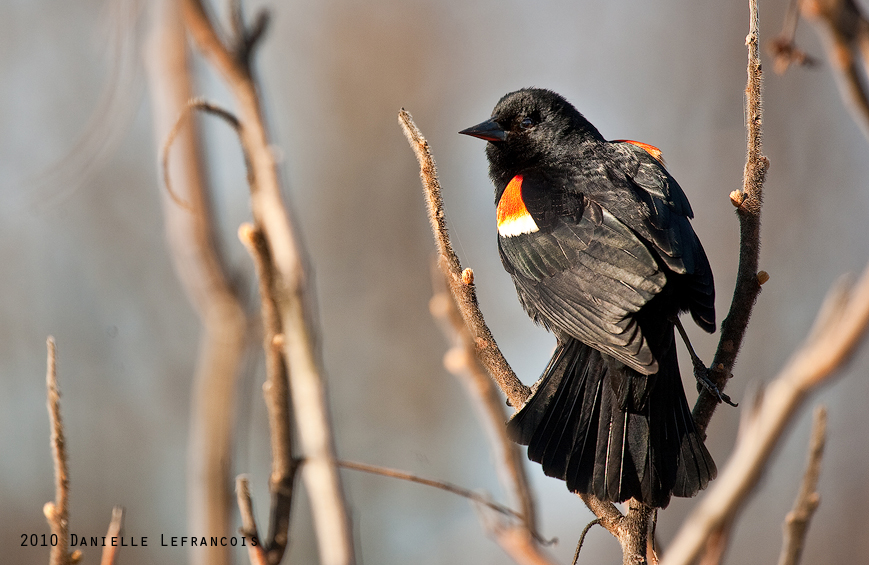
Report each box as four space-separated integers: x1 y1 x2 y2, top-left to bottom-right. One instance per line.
3 0 869 563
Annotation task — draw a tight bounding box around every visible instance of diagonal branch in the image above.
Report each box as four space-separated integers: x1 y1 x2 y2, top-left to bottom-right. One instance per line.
430 270 556 565
662 263 869 565
400 108 639 562
236 476 269 565
399 109 529 408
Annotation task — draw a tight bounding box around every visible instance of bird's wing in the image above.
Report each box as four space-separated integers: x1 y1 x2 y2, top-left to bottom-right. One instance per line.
608 141 715 332
498 179 666 374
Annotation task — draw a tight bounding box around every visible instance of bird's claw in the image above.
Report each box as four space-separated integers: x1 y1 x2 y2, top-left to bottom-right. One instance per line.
693 364 737 407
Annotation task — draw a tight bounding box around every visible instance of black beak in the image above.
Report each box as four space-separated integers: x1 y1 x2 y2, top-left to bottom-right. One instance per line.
459 118 507 142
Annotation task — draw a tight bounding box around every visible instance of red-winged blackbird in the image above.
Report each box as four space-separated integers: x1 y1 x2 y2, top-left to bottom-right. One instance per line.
460 88 716 508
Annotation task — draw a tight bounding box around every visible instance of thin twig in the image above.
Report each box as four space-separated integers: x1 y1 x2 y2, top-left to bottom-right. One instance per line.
100 507 125 565
572 519 602 565
662 263 869 565
183 2 354 563
236 476 269 565
161 97 248 212
777 406 827 565
694 0 769 436
44 336 71 565
335 458 553 547
239 223 298 564
399 109 530 409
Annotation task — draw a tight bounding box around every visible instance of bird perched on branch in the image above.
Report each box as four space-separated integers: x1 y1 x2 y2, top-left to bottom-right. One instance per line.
460 88 716 508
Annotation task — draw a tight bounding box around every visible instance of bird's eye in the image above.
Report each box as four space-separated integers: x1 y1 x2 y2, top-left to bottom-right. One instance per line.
519 116 536 130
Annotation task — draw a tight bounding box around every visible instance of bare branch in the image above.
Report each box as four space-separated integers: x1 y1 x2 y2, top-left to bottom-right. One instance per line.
182 2 355 563
777 406 827 565
694 0 769 435
44 336 72 565
144 4 250 565
769 0 818 73
236 476 269 565
662 263 869 565
399 108 529 408
801 0 869 141
99 507 125 565
238 223 298 564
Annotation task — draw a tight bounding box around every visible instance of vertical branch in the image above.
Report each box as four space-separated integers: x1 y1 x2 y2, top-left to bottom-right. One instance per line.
100 506 125 565
694 0 769 434
144 3 249 565
777 406 827 565
237 476 269 565
239 223 298 564
44 336 72 565
182 2 355 563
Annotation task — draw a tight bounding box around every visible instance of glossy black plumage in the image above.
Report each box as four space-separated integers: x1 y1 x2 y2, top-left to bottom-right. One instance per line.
461 88 716 508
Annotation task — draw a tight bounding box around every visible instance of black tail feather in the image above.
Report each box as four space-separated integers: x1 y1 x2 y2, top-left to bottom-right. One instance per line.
506 335 716 508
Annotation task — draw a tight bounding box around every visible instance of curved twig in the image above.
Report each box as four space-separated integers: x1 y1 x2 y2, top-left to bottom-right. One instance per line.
161 98 245 211
571 519 602 565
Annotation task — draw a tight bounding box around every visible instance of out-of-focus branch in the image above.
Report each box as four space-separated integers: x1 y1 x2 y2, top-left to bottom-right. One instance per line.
777 406 827 565
44 337 74 565
430 271 556 565
239 223 298 564
662 263 869 565
236 476 269 565
694 0 769 435
399 109 530 409
801 0 869 141
769 0 818 73
181 2 354 564
99 507 125 565
145 4 250 565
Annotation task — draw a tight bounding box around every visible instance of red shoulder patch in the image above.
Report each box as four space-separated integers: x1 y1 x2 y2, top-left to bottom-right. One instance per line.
496 175 539 237
616 139 666 166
